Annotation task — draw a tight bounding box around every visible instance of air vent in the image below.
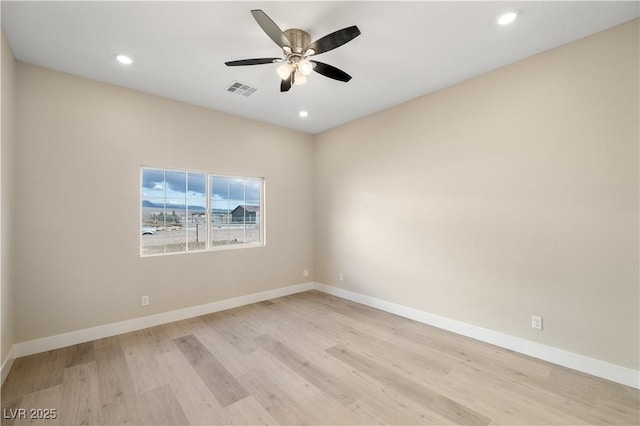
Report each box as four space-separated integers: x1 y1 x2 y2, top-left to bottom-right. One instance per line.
226 81 258 97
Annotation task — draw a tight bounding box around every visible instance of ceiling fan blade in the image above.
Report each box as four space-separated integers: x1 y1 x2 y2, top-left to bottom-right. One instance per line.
311 61 352 82
251 9 291 48
306 26 361 55
225 58 280 66
280 73 292 92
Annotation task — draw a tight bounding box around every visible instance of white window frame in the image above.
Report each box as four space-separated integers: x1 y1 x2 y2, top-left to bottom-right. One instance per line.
140 166 265 257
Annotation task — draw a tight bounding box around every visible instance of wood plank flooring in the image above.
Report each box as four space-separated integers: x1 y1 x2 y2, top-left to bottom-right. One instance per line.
2 290 638 425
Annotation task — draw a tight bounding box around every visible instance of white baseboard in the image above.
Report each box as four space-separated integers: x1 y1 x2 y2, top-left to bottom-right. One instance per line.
5 280 638 390
1 345 16 385
10 282 315 362
312 282 640 389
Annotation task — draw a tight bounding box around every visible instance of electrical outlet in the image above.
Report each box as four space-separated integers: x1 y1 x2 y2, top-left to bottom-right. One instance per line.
142 295 149 306
339 273 344 281
531 315 543 330
303 269 309 277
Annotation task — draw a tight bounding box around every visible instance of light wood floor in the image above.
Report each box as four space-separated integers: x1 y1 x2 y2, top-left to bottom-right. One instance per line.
2 290 638 425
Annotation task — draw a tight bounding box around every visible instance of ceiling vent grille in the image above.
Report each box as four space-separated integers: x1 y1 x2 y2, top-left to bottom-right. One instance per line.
226 81 257 97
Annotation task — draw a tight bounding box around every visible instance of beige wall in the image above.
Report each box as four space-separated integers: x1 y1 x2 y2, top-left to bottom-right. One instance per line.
1 32 17 365
314 20 639 369
14 64 314 342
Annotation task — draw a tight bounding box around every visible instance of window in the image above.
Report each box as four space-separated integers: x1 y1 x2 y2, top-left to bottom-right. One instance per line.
141 167 263 256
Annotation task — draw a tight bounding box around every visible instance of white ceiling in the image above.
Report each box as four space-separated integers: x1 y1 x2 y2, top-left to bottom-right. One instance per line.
2 1 638 134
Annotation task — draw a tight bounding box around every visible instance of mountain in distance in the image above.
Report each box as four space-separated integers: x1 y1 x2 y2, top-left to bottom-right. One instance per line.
142 200 258 213
142 200 206 211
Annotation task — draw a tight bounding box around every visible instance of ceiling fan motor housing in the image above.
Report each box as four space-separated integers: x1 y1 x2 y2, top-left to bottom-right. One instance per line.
284 29 311 54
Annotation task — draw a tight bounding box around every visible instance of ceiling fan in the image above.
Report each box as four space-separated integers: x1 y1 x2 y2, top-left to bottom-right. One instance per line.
225 10 361 92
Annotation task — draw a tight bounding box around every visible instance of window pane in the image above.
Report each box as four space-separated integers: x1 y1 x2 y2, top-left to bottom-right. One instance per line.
211 176 230 201
211 222 230 246
165 171 187 199
244 178 261 243
211 200 230 221
164 200 186 253
228 178 244 244
141 168 166 255
187 172 206 208
211 196 229 247
244 199 261 244
211 176 230 246
244 179 260 201
164 171 187 253
142 168 165 199
141 197 165 254
228 178 244 206
187 221 206 250
187 173 206 250
244 224 260 243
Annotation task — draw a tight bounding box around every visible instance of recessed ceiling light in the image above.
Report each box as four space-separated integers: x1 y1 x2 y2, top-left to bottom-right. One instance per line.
116 54 133 65
299 111 309 118
497 11 518 26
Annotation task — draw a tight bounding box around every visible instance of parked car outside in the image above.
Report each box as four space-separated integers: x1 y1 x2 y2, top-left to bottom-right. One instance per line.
142 226 157 235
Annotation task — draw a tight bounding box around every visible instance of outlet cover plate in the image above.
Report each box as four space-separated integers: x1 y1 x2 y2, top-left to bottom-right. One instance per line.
532 315 543 330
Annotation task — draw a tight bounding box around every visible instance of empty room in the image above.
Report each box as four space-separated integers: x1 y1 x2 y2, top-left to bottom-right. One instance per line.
1 1 639 425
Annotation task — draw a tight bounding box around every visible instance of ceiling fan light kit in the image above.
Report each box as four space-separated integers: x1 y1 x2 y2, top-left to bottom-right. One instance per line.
225 9 361 92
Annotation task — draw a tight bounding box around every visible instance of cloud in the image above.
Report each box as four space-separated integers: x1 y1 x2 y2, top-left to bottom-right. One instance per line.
142 169 165 190
212 177 260 201
187 173 206 196
143 169 207 196
143 168 260 202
